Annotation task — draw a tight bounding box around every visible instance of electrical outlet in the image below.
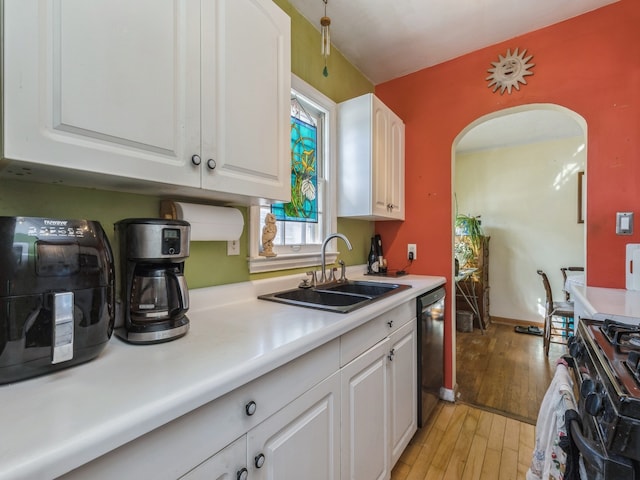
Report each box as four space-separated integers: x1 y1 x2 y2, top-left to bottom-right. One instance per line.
408 244 417 260
227 239 240 256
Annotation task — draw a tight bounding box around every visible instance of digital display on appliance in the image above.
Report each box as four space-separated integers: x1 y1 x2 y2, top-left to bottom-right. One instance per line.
163 229 179 239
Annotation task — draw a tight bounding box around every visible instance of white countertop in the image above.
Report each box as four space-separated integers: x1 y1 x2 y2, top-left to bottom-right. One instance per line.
572 284 640 324
0 269 444 480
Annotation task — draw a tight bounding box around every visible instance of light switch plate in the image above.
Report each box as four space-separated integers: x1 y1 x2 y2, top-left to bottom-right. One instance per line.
616 212 634 235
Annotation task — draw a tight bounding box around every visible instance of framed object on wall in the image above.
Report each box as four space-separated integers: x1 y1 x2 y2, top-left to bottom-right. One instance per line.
578 171 585 224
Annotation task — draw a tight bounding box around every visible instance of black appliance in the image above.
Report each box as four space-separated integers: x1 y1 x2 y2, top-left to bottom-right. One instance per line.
115 218 190 344
0 216 115 384
417 286 446 427
567 318 640 478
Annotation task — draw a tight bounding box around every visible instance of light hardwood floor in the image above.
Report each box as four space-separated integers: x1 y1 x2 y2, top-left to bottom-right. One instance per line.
391 402 535 480
392 322 567 479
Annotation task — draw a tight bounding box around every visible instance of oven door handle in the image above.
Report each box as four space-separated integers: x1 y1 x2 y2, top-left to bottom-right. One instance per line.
568 416 605 475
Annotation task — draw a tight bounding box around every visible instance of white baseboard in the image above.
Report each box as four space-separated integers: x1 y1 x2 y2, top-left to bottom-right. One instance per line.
439 386 457 403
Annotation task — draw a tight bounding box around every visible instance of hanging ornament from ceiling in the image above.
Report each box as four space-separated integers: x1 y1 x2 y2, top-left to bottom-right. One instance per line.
486 48 535 95
320 0 331 77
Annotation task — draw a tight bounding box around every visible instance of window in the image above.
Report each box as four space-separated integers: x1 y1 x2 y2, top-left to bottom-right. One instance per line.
249 75 337 273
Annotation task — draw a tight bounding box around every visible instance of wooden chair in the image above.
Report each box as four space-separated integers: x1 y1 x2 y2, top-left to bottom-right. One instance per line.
537 269 575 356
560 266 584 301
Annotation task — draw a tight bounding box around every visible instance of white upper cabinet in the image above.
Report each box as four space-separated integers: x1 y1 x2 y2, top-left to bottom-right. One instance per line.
1 0 291 204
201 0 291 201
337 93 405 220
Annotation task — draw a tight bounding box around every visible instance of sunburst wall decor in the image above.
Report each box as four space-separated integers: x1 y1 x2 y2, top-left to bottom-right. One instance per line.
486 48 535 95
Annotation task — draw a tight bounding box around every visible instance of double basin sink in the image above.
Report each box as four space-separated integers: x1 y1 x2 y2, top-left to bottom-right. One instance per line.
258 280 411 313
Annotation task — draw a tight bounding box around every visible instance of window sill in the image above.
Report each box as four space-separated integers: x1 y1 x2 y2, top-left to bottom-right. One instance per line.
249 251 338 274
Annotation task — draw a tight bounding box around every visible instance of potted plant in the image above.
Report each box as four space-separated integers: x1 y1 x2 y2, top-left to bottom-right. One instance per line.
455 214 484 268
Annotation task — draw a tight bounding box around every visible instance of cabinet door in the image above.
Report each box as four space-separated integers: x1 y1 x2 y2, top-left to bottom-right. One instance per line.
201 0 291 202
247 372 340 480
371 97 391 218
3 0 201 187
180 436 247 480
389 318 417 465
341 338 390 480
370 96 404 220
386 110 405 220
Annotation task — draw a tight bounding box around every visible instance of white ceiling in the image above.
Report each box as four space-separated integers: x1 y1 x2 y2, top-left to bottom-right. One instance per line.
456 110 585 154
287 0 619 85
287 0 608 150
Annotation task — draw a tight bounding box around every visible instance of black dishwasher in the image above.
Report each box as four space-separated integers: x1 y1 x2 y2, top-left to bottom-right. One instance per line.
416 286 446 427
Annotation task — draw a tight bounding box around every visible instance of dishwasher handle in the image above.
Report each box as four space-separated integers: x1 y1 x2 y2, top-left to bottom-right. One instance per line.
418 286 445 312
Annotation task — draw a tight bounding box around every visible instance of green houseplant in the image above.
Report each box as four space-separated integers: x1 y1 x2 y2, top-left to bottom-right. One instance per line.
454 214 484 268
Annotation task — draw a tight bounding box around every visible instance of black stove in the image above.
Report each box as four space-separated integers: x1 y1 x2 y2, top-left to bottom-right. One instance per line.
568 318 640 478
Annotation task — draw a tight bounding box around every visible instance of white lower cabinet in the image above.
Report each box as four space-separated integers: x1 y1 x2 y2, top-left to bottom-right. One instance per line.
389 320 418 465
341 337 391 480
247 371 341 480
180 436 248 480
340 316 418 480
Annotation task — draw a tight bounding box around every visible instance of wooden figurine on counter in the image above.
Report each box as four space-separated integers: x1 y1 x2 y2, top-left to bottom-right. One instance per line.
260 213 277 257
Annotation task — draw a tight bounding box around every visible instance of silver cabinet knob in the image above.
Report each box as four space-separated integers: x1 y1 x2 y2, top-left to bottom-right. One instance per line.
237 467 248 480
245 400 257 416
191 154 201 166
254 453 265 469
206 158 217 170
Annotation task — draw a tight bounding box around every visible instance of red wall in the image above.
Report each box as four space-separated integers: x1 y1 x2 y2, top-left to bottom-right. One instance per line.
375 0 640 390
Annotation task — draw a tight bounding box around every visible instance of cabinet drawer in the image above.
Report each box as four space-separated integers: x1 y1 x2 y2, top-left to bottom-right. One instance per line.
60 339 339 480
340 300 413 367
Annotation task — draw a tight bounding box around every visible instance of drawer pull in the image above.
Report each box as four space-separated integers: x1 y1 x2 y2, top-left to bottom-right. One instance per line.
245 400 257 416
207 158 217 170
191 154 201 166
388 348 395 361
255 453 265 468
387 320 394 328
237 467 248 480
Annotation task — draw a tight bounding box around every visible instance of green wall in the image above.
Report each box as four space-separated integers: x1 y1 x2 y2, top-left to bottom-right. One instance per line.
0 0 374 289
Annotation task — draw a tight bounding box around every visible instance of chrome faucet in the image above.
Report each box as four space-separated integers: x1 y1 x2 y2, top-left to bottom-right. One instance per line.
320 233 353 284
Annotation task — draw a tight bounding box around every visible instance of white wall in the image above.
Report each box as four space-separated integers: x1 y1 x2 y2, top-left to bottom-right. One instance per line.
455 136 586 323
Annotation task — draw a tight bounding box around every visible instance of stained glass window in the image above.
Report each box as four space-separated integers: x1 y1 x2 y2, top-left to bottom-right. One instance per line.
254 81 328 264
271 115 319 223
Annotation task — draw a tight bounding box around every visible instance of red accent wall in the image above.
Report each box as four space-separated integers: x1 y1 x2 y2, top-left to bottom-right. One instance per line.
375 0 640 390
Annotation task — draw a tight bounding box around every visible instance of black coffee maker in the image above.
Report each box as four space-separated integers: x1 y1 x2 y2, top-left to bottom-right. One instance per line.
115 218 190 344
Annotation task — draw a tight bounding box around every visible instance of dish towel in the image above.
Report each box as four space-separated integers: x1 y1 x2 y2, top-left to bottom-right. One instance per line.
526 363 585 480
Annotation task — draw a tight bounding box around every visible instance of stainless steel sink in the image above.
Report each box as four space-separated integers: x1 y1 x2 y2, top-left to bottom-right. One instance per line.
258 280 411 313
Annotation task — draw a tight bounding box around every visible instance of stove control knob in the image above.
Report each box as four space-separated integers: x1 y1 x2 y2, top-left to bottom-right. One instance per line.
580 378 596 399
585 391 604 416
568 336 583 359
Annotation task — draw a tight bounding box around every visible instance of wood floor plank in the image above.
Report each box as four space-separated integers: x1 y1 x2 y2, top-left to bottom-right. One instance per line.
498 447 519 480
487 413 507 451
431 404 469 470
503 417 521 451
479 447 502 480
443 408 479 479
461 435 488 480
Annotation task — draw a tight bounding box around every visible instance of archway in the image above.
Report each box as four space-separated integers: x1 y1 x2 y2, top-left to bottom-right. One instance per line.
450 104 587 416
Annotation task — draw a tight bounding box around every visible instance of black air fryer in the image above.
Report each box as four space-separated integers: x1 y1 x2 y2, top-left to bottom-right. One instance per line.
0 217 115 384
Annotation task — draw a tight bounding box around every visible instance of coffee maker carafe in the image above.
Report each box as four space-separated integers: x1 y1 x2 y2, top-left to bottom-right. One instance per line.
115 218 190 344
